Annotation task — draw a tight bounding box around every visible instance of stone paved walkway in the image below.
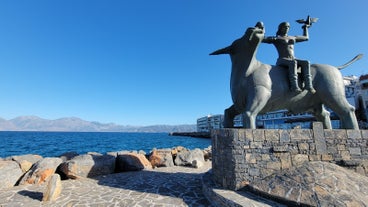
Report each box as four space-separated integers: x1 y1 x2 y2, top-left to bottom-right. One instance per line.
0 162 214 207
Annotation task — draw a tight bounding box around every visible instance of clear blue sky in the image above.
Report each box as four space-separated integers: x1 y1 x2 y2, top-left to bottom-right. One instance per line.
0 1 367 126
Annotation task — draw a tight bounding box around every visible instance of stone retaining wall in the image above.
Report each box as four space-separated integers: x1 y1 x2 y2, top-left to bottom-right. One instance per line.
211 122 368 190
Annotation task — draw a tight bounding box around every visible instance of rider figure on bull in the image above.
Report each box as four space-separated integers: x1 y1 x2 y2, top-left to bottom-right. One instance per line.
262 17 316 94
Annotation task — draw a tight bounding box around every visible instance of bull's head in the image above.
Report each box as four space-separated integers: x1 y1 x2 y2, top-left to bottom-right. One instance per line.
210 22 264 56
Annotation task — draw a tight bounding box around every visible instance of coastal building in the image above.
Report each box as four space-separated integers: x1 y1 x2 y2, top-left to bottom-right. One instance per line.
356 74 368 127
344 75 358 107
197 114 224 132
198 75 368 130
255 110 341 129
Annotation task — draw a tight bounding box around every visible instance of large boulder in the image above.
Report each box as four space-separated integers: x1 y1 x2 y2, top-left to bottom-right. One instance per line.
59 154 115 179
174 148 205 167
0 161 23 189
18 157 62 185
43 174 62 202
249 161 368 206
107 150 145 158
171 146 187 157
203 146 212 161
116 152 152 172
149 149 174 168
59 151 79 162
11 154 43 173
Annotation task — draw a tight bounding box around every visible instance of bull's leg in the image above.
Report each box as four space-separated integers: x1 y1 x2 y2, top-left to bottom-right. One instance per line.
242 111 257 129
243 86 271 129
224 105 237 128
339 106 359 129
325 97 359 129
314 105 332 129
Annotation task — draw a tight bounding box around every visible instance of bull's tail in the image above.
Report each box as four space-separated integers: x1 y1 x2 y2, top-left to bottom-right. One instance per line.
337 54 363 70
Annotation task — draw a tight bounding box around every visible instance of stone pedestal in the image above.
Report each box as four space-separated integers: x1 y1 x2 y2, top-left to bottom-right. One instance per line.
211 123 368 190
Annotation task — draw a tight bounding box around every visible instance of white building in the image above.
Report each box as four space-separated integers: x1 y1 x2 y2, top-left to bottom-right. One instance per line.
197 114 224 132
356 74 368 126
255 110 341 129
344 75 358 107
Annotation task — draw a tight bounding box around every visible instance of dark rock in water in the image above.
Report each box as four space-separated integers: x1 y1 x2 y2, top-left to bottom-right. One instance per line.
170 132 210 138
0 161 23 189
59 154 115 179
247 161 368 206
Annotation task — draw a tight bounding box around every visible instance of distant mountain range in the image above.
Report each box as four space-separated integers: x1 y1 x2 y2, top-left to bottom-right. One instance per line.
0 116 196 133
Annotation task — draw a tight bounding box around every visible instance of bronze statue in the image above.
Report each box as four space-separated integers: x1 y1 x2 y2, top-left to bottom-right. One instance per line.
262 16 316 93
210 20 361 129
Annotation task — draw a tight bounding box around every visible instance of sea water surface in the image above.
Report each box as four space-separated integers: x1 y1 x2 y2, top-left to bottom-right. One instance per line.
0 131 211 158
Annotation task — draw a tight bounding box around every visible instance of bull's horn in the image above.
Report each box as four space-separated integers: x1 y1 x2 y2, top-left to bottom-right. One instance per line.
210 46 231 55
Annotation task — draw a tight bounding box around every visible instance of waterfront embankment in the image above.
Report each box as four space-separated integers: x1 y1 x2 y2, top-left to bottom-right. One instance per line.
169 131 211 138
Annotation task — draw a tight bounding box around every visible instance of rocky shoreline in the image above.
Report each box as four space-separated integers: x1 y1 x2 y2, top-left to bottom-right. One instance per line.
0 146 212 201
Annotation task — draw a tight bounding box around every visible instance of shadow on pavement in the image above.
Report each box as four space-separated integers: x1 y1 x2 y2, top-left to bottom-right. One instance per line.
17 190 43 201
93 168 213 206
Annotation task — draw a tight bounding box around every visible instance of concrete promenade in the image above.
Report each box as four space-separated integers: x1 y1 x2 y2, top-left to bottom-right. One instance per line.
0 162 214 207
1 161 286 207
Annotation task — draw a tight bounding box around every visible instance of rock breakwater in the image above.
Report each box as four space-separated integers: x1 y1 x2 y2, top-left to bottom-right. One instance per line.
0 146 212 190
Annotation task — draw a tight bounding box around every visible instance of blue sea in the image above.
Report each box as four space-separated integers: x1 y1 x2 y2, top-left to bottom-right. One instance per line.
0 131 211 158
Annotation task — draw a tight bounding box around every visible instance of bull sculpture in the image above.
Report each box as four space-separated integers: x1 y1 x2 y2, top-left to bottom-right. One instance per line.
210 24 361 129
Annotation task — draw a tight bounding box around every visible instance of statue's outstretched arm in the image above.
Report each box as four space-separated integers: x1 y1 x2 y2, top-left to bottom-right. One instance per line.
262 36 276 44
295 25 309 42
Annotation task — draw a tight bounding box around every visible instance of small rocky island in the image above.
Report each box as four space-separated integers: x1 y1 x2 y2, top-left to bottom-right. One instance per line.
169 131 211 138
